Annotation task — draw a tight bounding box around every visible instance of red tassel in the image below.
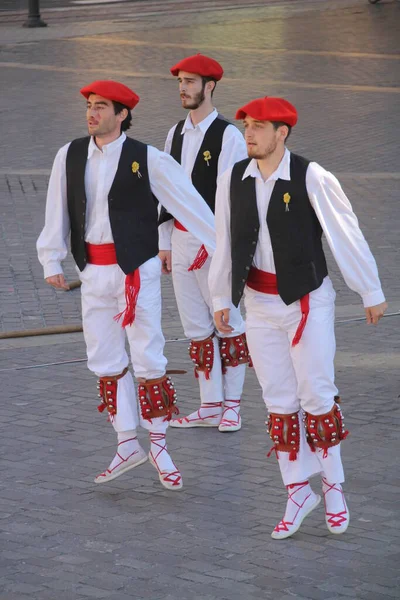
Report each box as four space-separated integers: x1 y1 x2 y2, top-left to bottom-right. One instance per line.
291 294 310 347
97 403 106 413
323 448 329 459
289 449 298 461
267 446 279 459
114 269 141 328
188 245 209 272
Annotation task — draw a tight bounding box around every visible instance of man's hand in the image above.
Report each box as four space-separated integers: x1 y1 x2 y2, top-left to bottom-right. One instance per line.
45 274 69 290
159 250 172 274
214 308 234 333
365 301 387 325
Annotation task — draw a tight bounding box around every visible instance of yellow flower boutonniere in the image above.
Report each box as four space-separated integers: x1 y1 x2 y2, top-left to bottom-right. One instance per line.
203 150 211 166
283 192 291 212
131 161 142 178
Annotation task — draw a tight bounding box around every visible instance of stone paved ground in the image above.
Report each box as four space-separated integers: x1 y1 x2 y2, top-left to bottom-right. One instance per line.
0 0 400 599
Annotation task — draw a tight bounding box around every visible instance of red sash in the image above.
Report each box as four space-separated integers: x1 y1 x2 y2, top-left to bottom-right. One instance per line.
85 243 140 328
247 266 309 347
174 219 188 232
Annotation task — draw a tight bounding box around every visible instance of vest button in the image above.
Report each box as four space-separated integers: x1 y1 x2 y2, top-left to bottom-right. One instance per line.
245 266 250 271
242 278 246 283
252 240 256 245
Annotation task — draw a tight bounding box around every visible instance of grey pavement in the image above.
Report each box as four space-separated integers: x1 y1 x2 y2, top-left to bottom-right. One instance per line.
0 0 400 599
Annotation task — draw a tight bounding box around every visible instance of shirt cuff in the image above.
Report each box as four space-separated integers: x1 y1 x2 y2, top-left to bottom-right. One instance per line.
212 296 232 313
43 261 63 279
361 289 386 308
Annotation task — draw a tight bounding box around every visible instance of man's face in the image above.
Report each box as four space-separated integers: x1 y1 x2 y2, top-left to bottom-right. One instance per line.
86 94 125 137
177 71 205 109
243 116 284 160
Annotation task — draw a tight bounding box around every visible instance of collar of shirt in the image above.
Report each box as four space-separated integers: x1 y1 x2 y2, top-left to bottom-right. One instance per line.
242 147 291 183
87 132 126 159
181 108 218 135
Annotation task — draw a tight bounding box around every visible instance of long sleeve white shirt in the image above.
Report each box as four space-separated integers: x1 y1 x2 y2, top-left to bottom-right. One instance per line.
158 109 247 250
37 133 216 279
209 148 385 312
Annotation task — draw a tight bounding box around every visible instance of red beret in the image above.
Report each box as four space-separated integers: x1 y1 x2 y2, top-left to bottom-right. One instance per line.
170 53 224 81
80 80 139 110
235 97 298 127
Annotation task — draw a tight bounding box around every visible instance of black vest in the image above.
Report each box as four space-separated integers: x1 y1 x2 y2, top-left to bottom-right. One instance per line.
158 116 230 225
66 136 159 274
230 152 328 307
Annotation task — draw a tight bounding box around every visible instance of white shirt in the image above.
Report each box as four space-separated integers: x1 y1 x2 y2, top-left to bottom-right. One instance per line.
37 133 216 279
158 109 247 250
209 148 385 312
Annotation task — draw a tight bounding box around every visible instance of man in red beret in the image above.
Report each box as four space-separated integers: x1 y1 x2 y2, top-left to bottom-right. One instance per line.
209 95 387 538
37 80 217 491
158 54 251 434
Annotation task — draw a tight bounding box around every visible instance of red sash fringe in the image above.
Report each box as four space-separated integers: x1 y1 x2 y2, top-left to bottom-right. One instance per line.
86 243 140 328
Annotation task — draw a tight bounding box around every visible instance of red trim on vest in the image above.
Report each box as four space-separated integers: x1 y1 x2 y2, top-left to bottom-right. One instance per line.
86 243 140 328
247 266 309 347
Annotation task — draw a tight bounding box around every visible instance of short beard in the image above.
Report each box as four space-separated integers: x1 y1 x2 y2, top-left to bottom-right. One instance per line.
247 140 278 160
183 86 205 110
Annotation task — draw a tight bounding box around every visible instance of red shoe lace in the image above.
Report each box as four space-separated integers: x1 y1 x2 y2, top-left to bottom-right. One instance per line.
98 438 139 477
174 402 223 425
149 432 181 487
323 479 348 528
220 400 240 427
273 481 311 532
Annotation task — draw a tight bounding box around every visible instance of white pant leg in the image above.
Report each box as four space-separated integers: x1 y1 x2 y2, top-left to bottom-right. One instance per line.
124 257 167 380
171 228 224 405
244 288 322 485
80 264 139 433
288 277 344 483
121 257 169 433
175 229 247 401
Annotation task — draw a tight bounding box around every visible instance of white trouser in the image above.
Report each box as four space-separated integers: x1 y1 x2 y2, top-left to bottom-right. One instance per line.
79 256 168 434
171 227 246 403
245 276 344 486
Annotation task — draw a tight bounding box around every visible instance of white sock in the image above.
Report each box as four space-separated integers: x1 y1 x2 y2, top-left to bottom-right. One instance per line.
282 481 314 524
149 432 178 474
107 430 140 471
322 478 348 525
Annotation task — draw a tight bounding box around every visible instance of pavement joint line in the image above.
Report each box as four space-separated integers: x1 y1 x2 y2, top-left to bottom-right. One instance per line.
1 62 399 94
69 36 400 61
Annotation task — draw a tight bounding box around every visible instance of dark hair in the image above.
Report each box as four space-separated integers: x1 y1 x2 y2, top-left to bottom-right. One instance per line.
112 100 132 131
201 76 217 97
271 121 292 141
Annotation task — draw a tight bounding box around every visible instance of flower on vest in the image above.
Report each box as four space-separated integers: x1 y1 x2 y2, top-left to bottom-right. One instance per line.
131 161 142 178
283 192 291 212
203 150 211 166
